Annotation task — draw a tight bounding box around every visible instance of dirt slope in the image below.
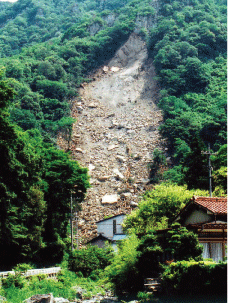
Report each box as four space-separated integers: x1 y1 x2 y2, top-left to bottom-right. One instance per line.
59 33 163 243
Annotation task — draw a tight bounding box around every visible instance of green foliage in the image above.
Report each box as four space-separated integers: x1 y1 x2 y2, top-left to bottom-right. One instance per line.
104 234 140 294
149 149 167 183
0 0 156 138
137 291 156 303
104 223 203 294
149 0 227 188
0 76 89 269
165 223 202 261
68 245 114 277
123 183 208 235
136 230 163 280
0 269 106 303
161 260 227 295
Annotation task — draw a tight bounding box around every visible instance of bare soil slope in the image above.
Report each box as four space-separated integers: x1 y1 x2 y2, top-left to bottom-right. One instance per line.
59 33 163 243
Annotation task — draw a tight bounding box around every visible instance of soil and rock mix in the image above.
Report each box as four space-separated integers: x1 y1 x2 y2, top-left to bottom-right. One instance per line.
58 33 164 243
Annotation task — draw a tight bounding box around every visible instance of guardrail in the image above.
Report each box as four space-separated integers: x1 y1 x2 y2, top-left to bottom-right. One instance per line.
0 267 61 279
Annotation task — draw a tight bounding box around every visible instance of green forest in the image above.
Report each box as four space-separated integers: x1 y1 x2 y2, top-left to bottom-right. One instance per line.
0 0 227 302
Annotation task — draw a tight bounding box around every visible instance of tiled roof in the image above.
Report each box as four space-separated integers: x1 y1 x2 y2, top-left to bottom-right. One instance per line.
193 196 227 215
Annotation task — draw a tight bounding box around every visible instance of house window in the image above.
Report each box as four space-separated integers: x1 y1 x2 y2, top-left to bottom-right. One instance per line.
113 220 116 235
201 242 226 262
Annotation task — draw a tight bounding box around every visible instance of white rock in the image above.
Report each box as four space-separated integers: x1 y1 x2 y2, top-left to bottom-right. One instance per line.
103 66 109 73
130 201 138 207
88 102 97 108
113 168 124 180
54 297 69 303
108 144 118 151
88 164 95 172
75 148 83 153
110 66 120 72
116 155 126 162
121 192 132 198
102 194 119 204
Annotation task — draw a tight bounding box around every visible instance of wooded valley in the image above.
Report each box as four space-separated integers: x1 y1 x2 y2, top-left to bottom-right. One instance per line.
0 0 226 302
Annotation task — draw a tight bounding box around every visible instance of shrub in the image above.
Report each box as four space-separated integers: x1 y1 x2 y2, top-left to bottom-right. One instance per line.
165 223 203 261
161 260 227 295
104 234 141 294
68 245 114 277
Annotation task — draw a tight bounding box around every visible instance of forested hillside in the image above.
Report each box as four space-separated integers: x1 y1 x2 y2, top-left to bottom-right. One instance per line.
0 0 227 270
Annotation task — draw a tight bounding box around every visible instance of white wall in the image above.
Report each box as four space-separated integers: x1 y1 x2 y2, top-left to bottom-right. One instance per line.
97 214 125 239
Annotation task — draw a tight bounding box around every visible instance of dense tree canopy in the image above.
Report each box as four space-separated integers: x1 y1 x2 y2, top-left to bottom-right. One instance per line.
0 0 226 270
0 73 89 269
148 0 227 189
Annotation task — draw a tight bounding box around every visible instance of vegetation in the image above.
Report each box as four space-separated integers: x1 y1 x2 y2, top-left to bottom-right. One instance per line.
104 223 203 295
0 266 106 303
0 72 89 269
123 183 208 234
161 260 227 296
0 0 226 300
68 245 114 277
148 0 227 189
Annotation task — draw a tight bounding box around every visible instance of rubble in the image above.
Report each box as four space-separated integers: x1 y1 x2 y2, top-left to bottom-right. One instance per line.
57 33 164 244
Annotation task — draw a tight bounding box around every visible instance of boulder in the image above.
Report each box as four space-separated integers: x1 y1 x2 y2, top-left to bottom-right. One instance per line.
75 148 83 154
24 293 54 303
88 102 97 108
107 144 118 151
130 201 138 207
110 66 120 72
116 155 126 162
98 176 111 182
121 192 132 199
113 169 124 180
103 66 109 73
53 298 69 303
102 194 119 204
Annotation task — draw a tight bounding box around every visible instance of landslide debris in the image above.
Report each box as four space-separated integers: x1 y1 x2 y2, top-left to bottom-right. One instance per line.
58 33 164 243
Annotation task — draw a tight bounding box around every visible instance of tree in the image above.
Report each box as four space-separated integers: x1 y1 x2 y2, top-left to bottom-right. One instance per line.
165 223 202 261
0 72 90 268
104 234 140 294
123 183 207 235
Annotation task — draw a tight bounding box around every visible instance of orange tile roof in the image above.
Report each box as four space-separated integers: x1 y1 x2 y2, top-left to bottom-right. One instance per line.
193 196 227 215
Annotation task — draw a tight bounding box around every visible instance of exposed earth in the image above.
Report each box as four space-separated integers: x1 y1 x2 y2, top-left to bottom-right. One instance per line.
58 33 164 243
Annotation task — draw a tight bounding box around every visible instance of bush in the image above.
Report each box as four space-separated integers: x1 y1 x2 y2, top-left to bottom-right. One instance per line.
68 245 114 277
161 260 227 296
104 234 141 294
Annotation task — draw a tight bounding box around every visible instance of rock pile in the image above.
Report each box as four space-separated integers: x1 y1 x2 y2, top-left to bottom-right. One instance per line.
58 33 163 244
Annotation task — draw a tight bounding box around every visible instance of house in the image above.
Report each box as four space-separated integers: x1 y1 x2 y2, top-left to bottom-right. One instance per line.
88 213 127 248
175 196 227 262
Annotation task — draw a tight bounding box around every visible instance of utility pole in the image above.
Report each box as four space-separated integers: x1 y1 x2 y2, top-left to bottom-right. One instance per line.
70 192 74 251
201 143 216 197
75 211 79 249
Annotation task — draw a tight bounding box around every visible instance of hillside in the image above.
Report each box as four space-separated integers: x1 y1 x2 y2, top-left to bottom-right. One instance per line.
58 33 163 241
0 0 226 267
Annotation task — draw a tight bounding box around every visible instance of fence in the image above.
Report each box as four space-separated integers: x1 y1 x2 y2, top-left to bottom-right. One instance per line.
0 267 61 279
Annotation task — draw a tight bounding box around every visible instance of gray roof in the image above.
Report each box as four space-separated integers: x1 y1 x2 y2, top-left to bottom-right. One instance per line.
96 213 126 224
